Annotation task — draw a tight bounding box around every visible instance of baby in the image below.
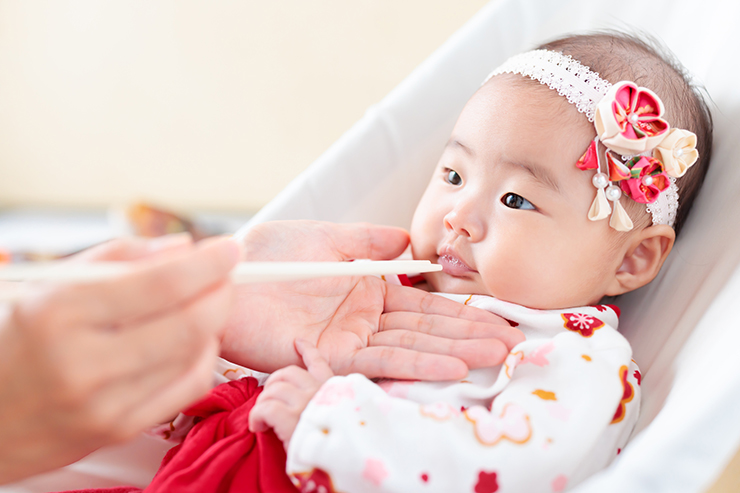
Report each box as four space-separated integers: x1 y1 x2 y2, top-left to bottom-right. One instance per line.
247 32 713 493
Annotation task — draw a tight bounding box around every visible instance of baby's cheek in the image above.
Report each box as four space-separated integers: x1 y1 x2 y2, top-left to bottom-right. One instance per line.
480 253 554 308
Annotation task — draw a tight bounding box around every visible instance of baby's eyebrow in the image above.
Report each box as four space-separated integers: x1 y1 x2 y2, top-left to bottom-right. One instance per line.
449 139 474 155
503 158 562 194
448 139 561 194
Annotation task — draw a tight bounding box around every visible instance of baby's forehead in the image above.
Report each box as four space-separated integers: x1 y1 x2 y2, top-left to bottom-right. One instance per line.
484 74 583 116
469 76 594 152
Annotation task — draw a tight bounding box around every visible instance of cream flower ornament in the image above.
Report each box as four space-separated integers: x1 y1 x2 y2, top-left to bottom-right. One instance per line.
653 128 699 177
594 81 670 156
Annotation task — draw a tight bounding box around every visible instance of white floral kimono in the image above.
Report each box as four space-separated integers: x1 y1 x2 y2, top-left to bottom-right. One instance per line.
286 291 640 493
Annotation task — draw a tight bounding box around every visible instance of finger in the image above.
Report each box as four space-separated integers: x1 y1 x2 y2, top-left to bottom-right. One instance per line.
264 365 324 390
324 222 410 261
112 279 234 375
295 339 334 382
370 330 509 369
120 337 220 437
258 381 315 411
71 233 193 262
68 280 234 433
384 283 525 329
248 405 270 433
69 237 240 325
379 311 524 351
342 346 468 381
248 399 301 442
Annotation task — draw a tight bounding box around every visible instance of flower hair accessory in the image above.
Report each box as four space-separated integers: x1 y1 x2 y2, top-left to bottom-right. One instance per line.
486 50 699 231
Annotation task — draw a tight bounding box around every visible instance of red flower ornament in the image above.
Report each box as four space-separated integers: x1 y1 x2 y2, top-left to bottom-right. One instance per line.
619 156 671 204
595 81 669 156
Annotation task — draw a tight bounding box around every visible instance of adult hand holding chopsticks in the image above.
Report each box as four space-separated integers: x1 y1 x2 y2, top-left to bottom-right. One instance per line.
0 234 240 484
221 220 524 380
0 220 524 485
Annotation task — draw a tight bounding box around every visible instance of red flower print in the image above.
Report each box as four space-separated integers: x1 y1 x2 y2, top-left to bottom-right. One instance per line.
611 365 636 424
420 472 430 483
634 369 642 385
474 470 499 493
561 313 605 337
594 305 607 312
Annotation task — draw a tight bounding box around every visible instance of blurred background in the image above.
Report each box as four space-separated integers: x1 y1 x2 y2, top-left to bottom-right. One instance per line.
0 0 488 259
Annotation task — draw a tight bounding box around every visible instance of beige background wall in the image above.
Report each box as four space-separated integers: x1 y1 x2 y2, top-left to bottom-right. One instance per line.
0 1 488 214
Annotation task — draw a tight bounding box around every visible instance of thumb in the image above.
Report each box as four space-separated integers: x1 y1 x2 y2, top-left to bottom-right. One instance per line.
295 339 334 382
72 233 194 262
327 223 409 261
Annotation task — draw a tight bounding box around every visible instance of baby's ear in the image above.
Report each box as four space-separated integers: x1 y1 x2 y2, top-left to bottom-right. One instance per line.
606 225 675 296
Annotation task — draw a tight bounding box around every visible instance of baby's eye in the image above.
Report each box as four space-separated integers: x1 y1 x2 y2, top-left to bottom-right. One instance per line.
501 192 536 210
444 169 462 186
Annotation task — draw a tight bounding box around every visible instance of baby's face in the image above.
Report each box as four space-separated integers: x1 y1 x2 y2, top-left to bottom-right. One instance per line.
410 76 628 310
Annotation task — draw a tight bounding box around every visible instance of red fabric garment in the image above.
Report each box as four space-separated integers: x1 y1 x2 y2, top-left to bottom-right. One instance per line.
145 377 298 493
57 377 297 493
57 488 141 493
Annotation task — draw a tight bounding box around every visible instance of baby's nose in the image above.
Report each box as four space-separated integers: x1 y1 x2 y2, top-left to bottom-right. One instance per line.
443 205 484 241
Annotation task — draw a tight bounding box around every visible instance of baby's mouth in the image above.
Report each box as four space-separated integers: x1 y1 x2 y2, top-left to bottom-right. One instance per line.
437 254 476 277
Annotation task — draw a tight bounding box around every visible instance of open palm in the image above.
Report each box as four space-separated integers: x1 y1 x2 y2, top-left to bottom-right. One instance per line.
220 221 523 380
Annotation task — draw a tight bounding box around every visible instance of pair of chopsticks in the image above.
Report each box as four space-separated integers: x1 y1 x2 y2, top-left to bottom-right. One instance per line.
0 260 441 302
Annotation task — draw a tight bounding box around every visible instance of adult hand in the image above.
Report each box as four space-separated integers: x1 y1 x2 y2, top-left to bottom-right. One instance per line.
0 235 239 484
221 220 524 380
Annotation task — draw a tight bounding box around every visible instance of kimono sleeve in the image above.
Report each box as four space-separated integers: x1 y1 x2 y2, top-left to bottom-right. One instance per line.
286 329 640 493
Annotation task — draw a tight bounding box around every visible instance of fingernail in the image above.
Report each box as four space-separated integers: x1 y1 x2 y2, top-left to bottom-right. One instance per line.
146 232 193 252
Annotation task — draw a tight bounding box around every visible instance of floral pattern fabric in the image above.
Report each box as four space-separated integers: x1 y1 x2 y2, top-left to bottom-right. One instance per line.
287 288 640 493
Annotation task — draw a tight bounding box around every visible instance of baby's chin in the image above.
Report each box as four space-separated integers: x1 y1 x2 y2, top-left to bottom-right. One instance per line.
423 272 608 311
423 271 491 297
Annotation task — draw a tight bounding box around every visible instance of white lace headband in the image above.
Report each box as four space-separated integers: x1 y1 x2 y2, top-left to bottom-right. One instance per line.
484 49 699 231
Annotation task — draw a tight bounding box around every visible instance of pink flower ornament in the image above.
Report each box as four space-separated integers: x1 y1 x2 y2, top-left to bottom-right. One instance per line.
595 81 669 156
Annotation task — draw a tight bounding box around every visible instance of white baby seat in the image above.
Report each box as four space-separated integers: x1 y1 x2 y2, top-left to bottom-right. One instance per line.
241 0 740 491
5 0 739 492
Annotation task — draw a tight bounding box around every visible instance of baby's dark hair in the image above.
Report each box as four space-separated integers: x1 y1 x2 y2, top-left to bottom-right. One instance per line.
537 32 713 237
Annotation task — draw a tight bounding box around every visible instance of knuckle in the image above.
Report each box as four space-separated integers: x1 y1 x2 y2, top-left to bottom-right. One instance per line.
263 381 292 397
418 292 436 314
259 400 281 417
399 331 417 349
378 347 395 372
416 314 435 335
